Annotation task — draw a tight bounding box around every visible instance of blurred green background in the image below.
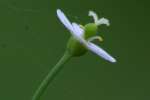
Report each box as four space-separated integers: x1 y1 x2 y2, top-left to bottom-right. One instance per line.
0 0 150 100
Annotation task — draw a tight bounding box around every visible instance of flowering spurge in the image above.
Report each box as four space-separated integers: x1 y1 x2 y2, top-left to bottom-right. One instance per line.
57 9 116 63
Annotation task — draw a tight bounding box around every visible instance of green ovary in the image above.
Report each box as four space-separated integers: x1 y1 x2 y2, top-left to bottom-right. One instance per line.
84 23 98 39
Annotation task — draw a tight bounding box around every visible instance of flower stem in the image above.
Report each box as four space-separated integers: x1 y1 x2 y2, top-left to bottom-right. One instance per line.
32 51 72 100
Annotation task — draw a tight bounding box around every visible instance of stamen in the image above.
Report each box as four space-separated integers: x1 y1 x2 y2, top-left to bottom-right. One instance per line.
96 18 110 26
89 11 98 23
88 11 110 26
88 36 103 42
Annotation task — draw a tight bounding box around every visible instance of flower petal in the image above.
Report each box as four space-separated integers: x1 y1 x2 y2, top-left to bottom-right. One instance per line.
72 23 84 37
86 42 116 63
57 9 84 40
71 23 85 43
57 9 74 32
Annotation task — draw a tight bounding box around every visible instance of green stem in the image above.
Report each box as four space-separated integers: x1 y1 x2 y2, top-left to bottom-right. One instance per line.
32 51 72 100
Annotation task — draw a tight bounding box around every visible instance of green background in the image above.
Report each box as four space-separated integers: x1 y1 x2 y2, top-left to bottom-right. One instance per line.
0 0 150 100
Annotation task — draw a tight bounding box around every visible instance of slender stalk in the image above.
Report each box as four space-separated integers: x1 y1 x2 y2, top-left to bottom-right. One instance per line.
32 51 72 100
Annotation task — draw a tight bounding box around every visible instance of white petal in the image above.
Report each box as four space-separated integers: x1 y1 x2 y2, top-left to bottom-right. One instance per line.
71 23 85 43
57 9 84 41
89 11 98 23
56 9 74 32
96 18 110 26
86 42 116 63
72 23 84 37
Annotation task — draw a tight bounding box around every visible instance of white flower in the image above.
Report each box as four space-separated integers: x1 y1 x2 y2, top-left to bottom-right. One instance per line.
56 9 116 63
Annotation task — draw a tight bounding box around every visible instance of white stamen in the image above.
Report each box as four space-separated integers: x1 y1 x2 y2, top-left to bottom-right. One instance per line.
96 18 110 26
88 10 110 26
88 36 103 42
89 11 98 23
